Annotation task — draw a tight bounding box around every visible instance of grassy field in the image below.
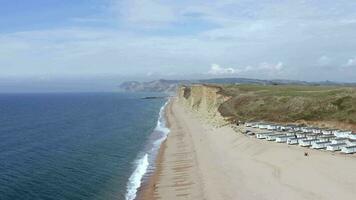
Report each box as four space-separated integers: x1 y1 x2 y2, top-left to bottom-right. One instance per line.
218 84 356 125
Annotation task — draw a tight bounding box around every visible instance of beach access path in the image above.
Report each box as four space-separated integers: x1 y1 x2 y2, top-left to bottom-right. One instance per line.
142 98 356 200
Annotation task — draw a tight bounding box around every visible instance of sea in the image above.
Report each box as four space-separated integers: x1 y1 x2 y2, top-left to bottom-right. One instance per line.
0 92 169 200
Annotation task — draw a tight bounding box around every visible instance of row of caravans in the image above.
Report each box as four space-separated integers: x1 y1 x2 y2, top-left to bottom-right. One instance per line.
245 122 356 140
245 122 356 154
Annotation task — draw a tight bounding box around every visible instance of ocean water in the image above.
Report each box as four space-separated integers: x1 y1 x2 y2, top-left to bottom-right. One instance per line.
0 92 169 200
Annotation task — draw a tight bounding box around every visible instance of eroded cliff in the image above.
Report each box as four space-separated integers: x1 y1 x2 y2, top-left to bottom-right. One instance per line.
178 84 232 126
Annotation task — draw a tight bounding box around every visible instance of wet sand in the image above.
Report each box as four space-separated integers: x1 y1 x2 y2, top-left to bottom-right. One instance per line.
139 98 356 200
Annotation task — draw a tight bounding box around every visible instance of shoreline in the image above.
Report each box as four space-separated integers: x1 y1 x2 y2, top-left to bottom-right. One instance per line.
127 99 170 200
136 137 167 200
135 97 172 200
136 101 171 200
137 98 205 199
138 98 356 200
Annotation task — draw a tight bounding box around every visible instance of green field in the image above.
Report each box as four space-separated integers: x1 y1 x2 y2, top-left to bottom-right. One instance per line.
218 84 356 125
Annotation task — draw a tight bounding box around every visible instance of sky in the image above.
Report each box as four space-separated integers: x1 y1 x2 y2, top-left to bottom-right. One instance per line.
1 0 356 91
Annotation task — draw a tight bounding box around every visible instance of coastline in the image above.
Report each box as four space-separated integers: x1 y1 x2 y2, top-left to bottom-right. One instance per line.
139 97 356 200
137 97 207 199
136 104 170 200
137 97 205 199
126 99 170 200
136 135 167 200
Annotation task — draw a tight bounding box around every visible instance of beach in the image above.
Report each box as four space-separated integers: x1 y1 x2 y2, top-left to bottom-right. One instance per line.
140 97 356 200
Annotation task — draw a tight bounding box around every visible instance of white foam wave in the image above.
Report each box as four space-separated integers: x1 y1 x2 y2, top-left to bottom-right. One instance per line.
153 101 170 146
125 154 149 200
124 100 170 200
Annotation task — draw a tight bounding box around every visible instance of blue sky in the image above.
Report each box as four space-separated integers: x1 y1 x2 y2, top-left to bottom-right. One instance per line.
0 1 104 31
1 0 356 89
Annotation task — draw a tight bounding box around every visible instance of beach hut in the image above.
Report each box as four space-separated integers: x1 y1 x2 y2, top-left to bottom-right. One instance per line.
346 139 356 146
334 130 352 138
327 143 347 151
331 138 349 144
287 138 298 145
300 127 307 132
309 127 321 134
299 139 319 147
348 132 356 140
318 135 335 142
267 124 278 130
256 132 273 139
258 123 269 129
310 139 321 146
294 125 304 131
321 129 331 135
276 135 296 143
295 131 307 138
266 134 286 141
277 125 289 131
285 131 296 136
306 134 319 140
321 129 337 135
282 124 294 131
311 141 331 149
287 137 306 145
341 145 356 154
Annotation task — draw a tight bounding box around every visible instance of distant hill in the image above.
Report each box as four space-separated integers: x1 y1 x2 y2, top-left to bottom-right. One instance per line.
119 78 356 93
119 79 191 93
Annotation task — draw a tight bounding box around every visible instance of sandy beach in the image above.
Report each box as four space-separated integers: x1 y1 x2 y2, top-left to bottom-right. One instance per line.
140 98 356 200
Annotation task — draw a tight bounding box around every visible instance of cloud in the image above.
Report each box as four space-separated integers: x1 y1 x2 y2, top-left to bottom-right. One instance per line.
256 62 284 71
208 64 239 75
317 56 332 66
207 62 284 76
116 0 177 28
2 0 356 81
242 62 284 73
346 58 356 67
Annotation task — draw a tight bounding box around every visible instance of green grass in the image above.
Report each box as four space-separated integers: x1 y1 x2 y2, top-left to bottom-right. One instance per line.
222 84 354 97
217 84 356 124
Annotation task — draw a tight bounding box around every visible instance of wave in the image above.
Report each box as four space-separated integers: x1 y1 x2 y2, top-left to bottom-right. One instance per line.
153 101 170 146
125 154 149 200
125 100 170 200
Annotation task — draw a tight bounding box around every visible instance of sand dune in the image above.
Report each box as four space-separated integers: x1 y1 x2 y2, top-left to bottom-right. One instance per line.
140 98 356 200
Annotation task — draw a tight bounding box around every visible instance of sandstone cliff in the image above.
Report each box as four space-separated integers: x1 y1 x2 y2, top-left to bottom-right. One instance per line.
177 84 232 126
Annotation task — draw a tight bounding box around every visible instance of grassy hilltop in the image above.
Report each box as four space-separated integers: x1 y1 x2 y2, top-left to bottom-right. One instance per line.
217 85 356 127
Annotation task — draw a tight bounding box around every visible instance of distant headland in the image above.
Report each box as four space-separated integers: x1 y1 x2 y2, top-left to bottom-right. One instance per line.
119 78 356 93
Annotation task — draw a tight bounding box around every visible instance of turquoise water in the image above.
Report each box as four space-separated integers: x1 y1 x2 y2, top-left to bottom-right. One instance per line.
0 92 167 200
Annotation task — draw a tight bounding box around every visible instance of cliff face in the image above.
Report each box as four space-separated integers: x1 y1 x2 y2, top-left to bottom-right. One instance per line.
178 85 232 125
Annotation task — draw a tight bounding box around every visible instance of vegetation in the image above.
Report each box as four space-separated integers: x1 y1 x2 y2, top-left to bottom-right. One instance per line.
218 84 356 125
